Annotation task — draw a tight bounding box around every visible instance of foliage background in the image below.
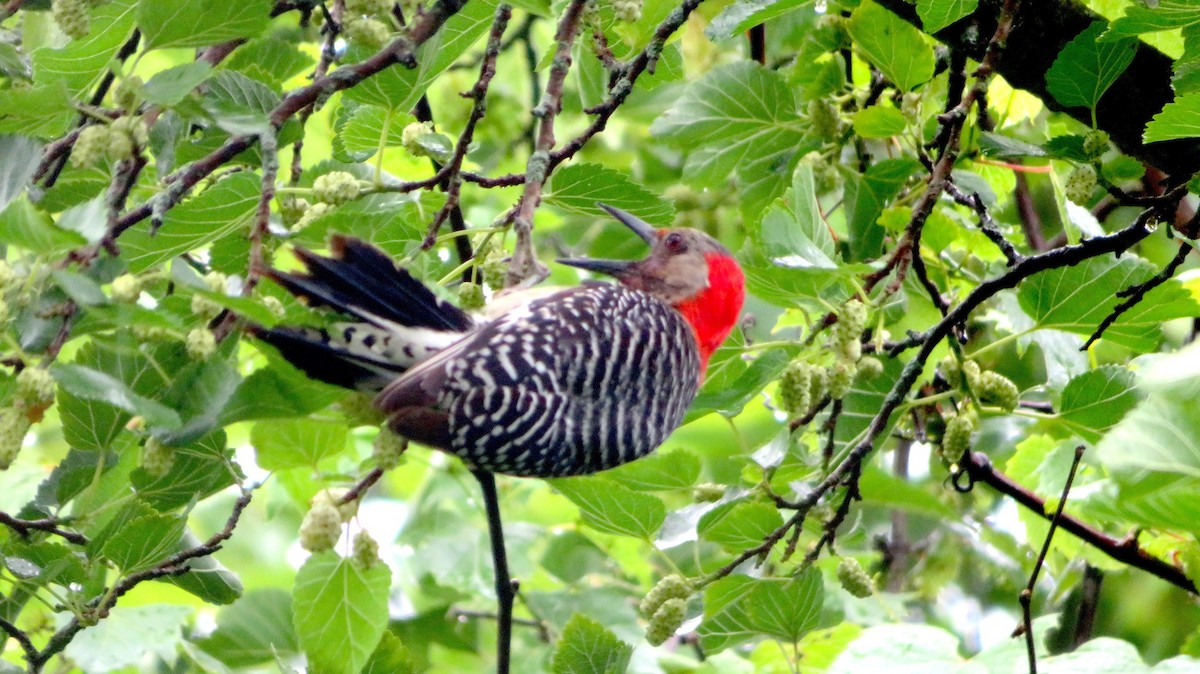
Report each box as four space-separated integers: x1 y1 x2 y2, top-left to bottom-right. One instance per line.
0 0 1199 672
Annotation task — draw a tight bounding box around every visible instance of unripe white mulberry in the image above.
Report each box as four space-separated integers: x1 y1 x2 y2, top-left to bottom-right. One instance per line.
0 406 30 470
185 328 216 360
352 530 380 569
692 483 724 502
71 125 111 168
299 502 343 552
837 557 875 598
105 128 133 162
977 370 1019 412
141 436 174 477
778 360 812 415
16 368 55 407
857 356 883 380
639 574 690 618
112 115 148 149
114 75 142 112
295 202 333 230
834 299 866 363
1064 165 1097 204
645 598 685 646
828 362 855 399
941 411 975 464
203 271 228 294
313 488 358 523
1083 129 1110 161
401 122 434 157
280 197 311 226
480 256 507 290
344 17 390 47
458 282 485 310
313 172 361 206
612 0 642 22
808 100 840 142
372 428 407 469
52 0 89 39
110 274 142 303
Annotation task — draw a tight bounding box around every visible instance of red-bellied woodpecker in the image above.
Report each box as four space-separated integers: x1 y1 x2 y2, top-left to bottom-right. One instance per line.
251 205 745 477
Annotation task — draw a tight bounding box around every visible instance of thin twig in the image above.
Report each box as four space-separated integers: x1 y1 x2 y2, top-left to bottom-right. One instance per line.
1018 445 1085 674
963 450 1194 594
1081 240 1193 350
0 512 87 546
505 0 590 287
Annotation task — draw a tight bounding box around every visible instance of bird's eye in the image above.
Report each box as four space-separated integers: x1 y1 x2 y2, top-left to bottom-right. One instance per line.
663 232 687 253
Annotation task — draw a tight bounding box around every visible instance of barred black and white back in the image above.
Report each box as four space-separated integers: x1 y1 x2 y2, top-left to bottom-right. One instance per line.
432 282 701 477
253 235 702 478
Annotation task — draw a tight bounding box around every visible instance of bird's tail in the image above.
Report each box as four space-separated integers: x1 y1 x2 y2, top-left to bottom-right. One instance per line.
248 235 473 392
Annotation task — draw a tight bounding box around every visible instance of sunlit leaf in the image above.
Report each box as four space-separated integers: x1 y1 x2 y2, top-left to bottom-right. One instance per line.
293 553 391 674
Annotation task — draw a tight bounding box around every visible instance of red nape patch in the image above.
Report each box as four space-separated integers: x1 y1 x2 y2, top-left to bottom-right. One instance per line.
675 253 745 378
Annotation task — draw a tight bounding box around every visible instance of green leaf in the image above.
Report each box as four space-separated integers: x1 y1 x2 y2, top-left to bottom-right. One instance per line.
163 532 243 605
335 104 412 159
1046 23 1137 113
32 0 138 97
343 0 498 111
141 62 214 106
748 568 822 642
828 624 961 671
152 355 241 446
51 362 182 431
550 613 633 674
1145 92 1200 143
250 418 349 471
1054 366 1140 443
101 512 186 572
706 0 815 40
0 83 74 137
834 357 905 457
1017 254 1200 351
119 171 261 273
63 605 191 672
607 450 701 491
698 500 783 551
290 192 432 259
293 552 392 674
651 62 811 221
1097 398 1200 484
847 1 936 92
545 163 675 227
138 0 272 50
859 466 956 518
688 347 791 421
51 269 107 306
221 355 346 424
1104 0 1200 40
201 70 279 135
852 105 907 138
200 589 300 666
979 132 1048 159
131 432 236 511
363 632 415 674
0 136 44 212
916 0 978 33
222 36 316 87
551 477 666 539
697 575 759 653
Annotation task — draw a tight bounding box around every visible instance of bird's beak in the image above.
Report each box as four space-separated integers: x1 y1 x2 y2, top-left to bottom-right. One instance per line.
555 204 657 277
597 203 657 245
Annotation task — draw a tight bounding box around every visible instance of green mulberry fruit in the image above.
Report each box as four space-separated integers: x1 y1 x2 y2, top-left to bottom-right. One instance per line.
639 574 690 619
313 488 359 523
1064 165 1097 205
940 411 975 465
778 360 813 415
1083 129 1110 161
828 362 855 399
977 370 1019 412
857 356 883 380
16 368 55 407
52 0 89 39
344 17 390 47
645 598 685 646
352 530 380 569
110 274 142 303
401 122 434 157
373 428 407 470
0 406 31 470
612 0 642 22
185 328 217 360
71 125 111 168
837 557 875 598
141 437 174 477
299 503 343 552
458 282 485 310
313 172 361 206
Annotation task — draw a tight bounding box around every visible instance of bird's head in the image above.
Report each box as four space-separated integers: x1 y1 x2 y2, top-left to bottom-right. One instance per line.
558 204 745 372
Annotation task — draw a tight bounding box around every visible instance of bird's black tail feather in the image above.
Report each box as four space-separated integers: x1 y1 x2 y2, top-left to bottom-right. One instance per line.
250 235 473 392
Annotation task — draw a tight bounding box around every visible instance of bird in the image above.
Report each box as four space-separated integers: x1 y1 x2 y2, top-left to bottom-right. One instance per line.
249 204 745 478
